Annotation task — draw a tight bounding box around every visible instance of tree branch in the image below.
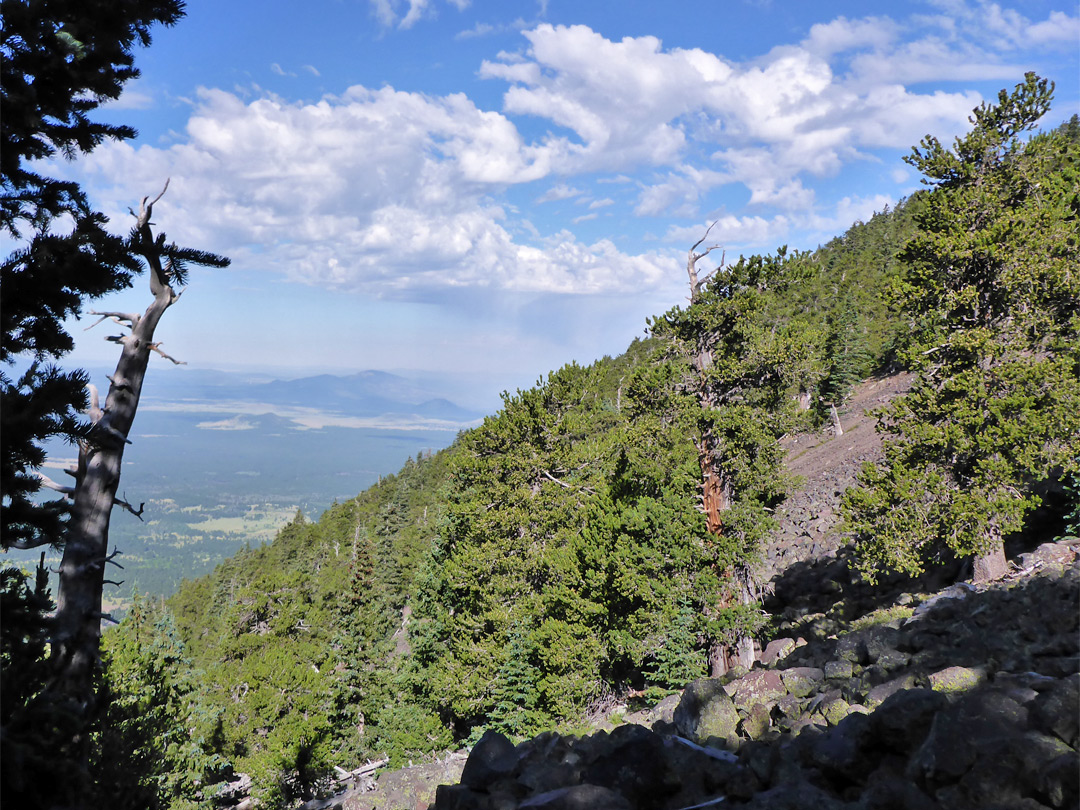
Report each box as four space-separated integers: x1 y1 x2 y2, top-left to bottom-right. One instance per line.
149 342 186 365
85 311 140 331
113 492 145 520
36 472 75 498
687 220 725 303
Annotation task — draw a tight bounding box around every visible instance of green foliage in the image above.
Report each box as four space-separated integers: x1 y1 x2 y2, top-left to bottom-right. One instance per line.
1 0 185 550
845 75 1080 581
95 594 229 810
0 560 78 809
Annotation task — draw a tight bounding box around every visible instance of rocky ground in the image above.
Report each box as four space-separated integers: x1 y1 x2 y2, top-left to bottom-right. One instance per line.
316 374 1078 810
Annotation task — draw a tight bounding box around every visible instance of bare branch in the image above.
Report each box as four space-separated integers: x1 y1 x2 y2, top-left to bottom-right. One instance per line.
90 611 120 626
134 178 170 229
113 493 145 520
102 579 125 588
36 472 75 498
540 469 572 489
690 220 720 255
687 221 725 303
85 311 139 331
105 547 125 570
149 342 186 366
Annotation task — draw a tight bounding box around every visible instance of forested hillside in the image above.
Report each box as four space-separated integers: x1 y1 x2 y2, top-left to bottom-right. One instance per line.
7 78 1078 809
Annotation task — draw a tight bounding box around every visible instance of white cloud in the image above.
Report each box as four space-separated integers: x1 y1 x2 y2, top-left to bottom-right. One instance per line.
537 184 584 202
803 16 898 57
479 21 988 218
1025 10 1080 45
71 85 671 297
665 215 792 253
371 0 470 29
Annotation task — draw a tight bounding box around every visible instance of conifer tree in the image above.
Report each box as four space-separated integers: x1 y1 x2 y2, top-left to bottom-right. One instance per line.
1 4 229 805
844 74 1080 583
647 240 808 674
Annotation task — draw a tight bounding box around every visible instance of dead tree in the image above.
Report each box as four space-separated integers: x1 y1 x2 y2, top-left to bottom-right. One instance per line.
48 183 228 804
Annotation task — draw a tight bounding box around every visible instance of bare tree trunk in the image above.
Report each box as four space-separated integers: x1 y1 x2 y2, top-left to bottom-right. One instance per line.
829 403 844 437
49 186 186 807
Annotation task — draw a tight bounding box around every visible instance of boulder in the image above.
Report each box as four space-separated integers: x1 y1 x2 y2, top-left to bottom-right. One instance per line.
740 702 772 740
518 785 632 810
1030 674 1079 747
673 678 741 748
865 674 919 709
824 659 853 680
761 638 796 666
928 665 986 694
460 730 519 790
870 688 947 755
729 670 787 709
780 667 824 698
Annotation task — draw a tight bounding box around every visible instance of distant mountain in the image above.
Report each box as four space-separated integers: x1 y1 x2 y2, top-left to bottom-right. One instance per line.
9 367 484 604
151 368 479 419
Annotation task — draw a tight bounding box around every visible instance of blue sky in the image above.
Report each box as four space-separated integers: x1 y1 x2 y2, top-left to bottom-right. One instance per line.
45 0 1080 409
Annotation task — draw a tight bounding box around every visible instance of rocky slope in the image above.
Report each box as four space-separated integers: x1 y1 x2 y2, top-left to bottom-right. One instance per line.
423 539 1078 810
312 374 1077 809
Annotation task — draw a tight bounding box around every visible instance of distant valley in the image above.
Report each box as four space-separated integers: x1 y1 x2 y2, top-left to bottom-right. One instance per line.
7 367 483 609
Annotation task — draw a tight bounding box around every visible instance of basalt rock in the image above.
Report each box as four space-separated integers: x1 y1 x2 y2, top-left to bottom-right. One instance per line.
425 549 1078 810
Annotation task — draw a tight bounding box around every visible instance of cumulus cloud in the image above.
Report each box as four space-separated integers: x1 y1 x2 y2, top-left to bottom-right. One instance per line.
62 5 1067 307
478 20 990 216
71 85 672 297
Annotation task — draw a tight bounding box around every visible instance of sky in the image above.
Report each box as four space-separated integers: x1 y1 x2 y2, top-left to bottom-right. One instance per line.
38 0 1080 410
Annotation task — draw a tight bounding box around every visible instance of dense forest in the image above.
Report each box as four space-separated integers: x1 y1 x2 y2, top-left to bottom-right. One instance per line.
1 4 1077 806
12 86 1069 807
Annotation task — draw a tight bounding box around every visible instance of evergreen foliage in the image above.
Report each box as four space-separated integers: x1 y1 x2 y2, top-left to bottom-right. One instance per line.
844 75 1080 581
19 75 1071 809
95 594 229 809
1 0 185 551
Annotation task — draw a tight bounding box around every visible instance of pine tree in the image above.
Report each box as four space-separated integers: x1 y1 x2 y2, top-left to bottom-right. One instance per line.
844 74 1080 583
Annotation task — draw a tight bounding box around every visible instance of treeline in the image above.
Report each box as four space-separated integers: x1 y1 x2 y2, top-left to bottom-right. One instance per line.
9 83 1078 809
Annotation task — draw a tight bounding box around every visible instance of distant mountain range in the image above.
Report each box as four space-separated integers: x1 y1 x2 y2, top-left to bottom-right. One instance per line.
122 367 486 427
8 367 484 604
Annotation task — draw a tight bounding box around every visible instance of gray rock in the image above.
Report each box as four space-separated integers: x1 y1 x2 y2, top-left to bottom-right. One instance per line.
870 688 947 754
518 785 632 810
673 678 741 748
824 659 853 680
865 674 919 709
808 711 876 782
740 702 772 740
834 633 867 664
928 664 986 693
781 667 824 698
761 638 796 666
729 670 786 709
460 730 519 789
1030 674 1079 747
907 687 1030 790
863 626 902 663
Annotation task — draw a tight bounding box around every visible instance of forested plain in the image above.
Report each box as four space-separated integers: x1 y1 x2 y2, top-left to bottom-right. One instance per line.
2 17 1077 807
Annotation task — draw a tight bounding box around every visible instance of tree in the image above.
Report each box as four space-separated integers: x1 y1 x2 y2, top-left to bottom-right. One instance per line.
48 188 228 803
1 0 184 550
1 4 229 805
646 236 811 674
95 594 229 810
843 74 1080 583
